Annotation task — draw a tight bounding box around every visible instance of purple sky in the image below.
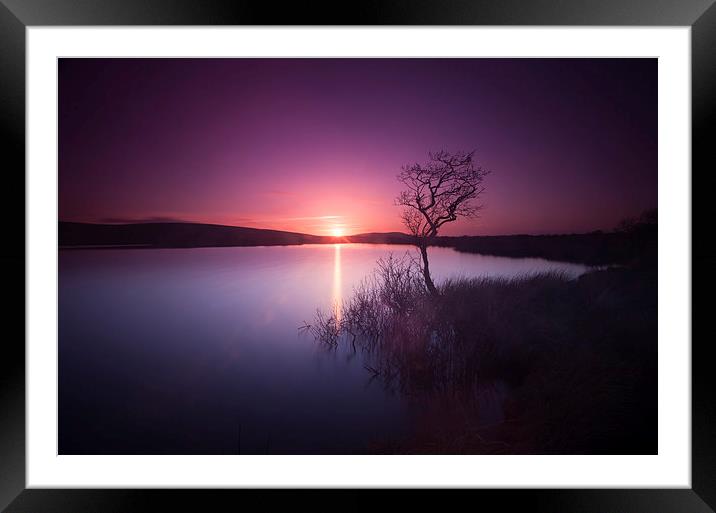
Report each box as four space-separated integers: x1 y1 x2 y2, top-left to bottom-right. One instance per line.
59 58 657 236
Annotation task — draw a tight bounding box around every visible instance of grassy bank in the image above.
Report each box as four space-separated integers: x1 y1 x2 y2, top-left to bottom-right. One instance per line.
306 256 657 454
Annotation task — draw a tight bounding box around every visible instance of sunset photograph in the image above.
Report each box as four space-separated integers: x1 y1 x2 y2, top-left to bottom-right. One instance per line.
58 57 657 455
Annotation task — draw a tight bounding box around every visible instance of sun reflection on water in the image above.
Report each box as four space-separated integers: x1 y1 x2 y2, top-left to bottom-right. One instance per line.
332 243 342 322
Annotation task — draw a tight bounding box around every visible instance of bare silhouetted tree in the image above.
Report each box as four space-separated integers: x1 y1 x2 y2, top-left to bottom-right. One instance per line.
396 150 490 295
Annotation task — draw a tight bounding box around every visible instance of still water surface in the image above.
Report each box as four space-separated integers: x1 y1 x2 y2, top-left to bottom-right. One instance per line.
59 244 590 454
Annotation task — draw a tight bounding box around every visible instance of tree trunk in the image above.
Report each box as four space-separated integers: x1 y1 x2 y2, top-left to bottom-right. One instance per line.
418 242 438 296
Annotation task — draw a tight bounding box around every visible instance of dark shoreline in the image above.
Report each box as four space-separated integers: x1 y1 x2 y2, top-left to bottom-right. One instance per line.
59 221 656 266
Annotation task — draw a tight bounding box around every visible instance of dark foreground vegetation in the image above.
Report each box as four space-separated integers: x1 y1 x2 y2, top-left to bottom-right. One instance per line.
305 251 657 454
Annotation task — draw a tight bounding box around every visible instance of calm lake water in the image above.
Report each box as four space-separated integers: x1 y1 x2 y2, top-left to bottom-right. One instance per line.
59 244 590 454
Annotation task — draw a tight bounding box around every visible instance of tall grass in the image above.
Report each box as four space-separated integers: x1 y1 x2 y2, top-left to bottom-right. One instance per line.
305 254 657 454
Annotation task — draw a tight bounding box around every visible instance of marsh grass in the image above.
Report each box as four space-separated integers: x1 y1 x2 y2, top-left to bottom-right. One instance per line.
305 253 657 454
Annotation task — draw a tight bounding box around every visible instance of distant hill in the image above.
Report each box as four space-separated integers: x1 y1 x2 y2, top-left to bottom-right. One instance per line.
346 232 415 245
59 222 419 249
59 222 333 248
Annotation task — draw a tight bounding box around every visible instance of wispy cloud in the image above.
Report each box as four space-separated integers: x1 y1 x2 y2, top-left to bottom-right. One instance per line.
281 215 342 221
97 216 191 224
224 215 343 225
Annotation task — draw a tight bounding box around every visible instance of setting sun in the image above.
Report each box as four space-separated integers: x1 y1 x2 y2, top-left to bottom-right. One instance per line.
330 227 345 237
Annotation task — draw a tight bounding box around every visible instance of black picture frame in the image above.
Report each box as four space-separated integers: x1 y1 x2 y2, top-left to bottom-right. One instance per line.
1 1 711 511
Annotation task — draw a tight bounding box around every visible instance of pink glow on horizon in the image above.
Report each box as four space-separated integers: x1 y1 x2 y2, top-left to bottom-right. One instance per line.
59 59 657 236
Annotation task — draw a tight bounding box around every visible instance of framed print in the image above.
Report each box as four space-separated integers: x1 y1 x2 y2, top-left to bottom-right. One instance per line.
1 1 712 511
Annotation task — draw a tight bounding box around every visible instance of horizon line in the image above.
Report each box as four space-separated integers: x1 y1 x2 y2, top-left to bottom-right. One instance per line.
58 219 620 239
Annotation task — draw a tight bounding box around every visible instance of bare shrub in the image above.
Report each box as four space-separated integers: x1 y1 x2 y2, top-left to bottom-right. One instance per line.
299 307 341 347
